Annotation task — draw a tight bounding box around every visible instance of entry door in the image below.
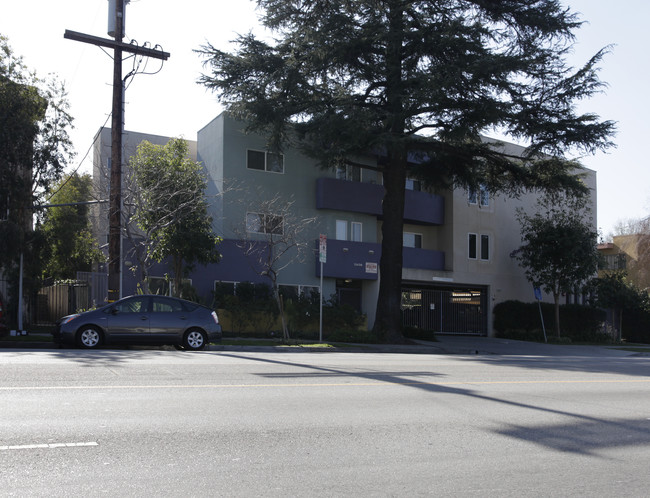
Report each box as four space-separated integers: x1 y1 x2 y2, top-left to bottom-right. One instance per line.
149 296 188 341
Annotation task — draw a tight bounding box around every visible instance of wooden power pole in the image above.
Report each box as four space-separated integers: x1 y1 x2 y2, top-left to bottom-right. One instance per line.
65 0 169 302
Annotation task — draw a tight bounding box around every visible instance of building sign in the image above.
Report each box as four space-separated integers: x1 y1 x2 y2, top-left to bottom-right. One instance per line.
365 262 378 274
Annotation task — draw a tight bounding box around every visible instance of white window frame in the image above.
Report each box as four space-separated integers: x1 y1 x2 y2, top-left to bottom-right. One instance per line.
479 185 489 207
403 232 422 249
468 233 478 260
480 234 490 261
336 164 361 182
405 178 421 191
351 222 362 242
336 220 348 240
214 280 238 296
247 149 284 174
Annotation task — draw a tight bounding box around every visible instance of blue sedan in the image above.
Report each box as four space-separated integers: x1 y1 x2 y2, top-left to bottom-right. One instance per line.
53 295 222 350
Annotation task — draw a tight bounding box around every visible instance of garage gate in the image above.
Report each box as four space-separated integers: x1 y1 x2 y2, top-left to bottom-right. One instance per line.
401 287 487 335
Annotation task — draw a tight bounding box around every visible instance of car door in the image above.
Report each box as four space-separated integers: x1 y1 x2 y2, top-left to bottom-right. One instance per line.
149 296 189 343
105 296 150 342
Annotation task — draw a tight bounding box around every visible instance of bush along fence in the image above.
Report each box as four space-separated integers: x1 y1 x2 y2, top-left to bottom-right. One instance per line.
212 282 369 342
493 300 611 343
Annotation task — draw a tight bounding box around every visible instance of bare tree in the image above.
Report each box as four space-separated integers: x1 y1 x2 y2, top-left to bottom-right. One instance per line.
233 188 318 341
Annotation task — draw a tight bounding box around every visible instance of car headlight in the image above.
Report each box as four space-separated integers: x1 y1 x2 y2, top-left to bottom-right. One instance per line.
211 311 220 324
60 314 80 325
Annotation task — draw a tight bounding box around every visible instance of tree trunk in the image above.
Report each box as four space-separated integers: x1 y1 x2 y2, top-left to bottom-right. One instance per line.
553 291 561 339
173 254 183 297
372 154 407 343
273 283 289 343
372 4 407 343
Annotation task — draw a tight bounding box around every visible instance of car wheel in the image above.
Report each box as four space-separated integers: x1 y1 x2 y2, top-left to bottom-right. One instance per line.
184 329 206 351
77 326 102 349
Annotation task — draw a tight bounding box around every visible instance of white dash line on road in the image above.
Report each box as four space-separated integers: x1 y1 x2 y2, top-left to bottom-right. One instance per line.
0 441 98 451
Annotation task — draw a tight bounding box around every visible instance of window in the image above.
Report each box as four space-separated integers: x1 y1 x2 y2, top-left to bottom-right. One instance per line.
279 284 319 300
336 220 348 240
351 222 362 242
403 232 422 249
247 149 284 173
337 220 362 241
406 178 421 191
480 234 490 260
468 184 489 207
152 296 184 313
246 213 284 234
468 233 490 260
214 281 236 297
113 296 148 313
336 164 361 182
468 233 477 259
479 185 489 207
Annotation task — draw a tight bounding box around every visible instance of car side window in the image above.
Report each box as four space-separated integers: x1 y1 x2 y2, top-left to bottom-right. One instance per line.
152 297 183 313
113 297 148 314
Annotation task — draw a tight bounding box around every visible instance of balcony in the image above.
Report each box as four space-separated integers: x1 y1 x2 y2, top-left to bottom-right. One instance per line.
315 239 445 279
315 178 444 225
316 239 381 280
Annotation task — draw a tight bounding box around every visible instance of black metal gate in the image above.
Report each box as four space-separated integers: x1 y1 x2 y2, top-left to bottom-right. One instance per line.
401 287 487 335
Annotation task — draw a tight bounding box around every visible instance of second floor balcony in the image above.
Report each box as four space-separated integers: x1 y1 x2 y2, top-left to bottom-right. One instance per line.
315 178 444 225
315 238 445 280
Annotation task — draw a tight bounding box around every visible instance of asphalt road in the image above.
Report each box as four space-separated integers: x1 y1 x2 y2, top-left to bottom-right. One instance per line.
1 347 649 497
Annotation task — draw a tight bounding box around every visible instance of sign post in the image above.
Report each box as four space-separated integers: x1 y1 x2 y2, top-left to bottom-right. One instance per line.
319 234 327 342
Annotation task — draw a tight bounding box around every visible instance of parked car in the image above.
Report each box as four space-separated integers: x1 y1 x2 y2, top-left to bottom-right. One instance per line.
53 295 222 350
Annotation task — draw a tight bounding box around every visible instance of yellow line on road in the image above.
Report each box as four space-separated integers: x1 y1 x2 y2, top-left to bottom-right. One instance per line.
1 378 649 391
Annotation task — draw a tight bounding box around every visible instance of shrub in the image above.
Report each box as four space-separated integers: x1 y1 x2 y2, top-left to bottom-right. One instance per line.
493 300 608 343
622 309 650 344
402 326 437 341
327 328 378 344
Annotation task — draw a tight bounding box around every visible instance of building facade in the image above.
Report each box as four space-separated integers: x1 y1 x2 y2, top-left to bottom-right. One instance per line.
92 113 598 336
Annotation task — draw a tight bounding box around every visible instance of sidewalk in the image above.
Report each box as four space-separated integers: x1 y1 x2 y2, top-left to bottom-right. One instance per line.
0 333 645 357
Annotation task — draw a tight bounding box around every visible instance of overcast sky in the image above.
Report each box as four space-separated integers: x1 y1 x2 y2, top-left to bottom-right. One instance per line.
2 0 648 238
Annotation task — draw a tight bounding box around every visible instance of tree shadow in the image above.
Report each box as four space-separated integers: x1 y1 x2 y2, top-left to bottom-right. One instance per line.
217 352 650 456
457 354 650 378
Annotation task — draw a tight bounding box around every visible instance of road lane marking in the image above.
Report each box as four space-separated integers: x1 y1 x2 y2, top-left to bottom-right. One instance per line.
0 442 98 451
0 379 649 391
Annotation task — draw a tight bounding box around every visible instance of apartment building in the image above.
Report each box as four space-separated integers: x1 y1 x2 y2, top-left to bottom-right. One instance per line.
92 113 597 336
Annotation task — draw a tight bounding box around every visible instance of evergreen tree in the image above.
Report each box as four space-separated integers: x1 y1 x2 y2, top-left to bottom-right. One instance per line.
199 1 615 341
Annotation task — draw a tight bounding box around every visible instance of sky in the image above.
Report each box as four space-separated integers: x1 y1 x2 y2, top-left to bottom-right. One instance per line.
2 0 648 239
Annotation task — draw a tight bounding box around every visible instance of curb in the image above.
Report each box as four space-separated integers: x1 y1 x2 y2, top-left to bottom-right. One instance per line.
0 340 455 354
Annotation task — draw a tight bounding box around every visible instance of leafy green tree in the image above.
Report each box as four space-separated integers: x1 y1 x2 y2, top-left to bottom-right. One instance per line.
512 193 600 338
39 173 104 280
128 138 221 297
0 35 73 323
589 272 650 342
198 1 614 341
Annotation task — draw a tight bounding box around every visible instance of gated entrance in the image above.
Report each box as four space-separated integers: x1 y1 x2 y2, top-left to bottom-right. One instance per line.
401 286 488 335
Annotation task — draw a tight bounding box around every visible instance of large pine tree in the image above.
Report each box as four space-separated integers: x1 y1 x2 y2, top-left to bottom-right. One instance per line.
199 0 615 341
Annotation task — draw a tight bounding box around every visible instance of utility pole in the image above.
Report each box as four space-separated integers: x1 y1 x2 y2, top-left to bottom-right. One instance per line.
65 0 169 302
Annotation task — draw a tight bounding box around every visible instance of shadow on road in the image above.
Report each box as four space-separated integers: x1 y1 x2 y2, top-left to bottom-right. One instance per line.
216 351 650 456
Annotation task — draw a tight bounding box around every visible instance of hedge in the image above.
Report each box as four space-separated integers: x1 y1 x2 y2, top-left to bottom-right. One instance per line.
493 300 608 342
